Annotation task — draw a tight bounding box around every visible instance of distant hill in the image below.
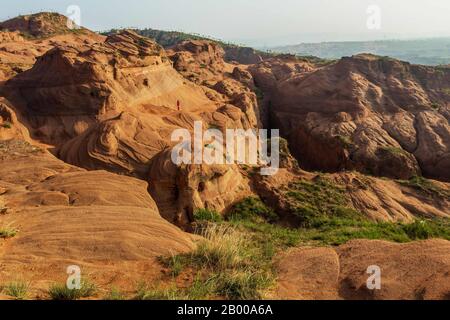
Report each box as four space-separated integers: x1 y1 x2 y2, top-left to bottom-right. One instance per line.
104 28 277 64
105 28 336 66
270 38 450 66
0 12 91 38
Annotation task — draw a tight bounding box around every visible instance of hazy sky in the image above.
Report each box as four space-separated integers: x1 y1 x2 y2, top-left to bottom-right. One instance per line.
1 0 450 46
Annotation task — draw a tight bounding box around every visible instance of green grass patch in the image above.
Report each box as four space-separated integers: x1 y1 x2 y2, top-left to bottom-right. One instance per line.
0 224 18 239
398 176 450 200
3 281 29 300
160 224 275 300
212 270 273 300
228 197 278 222
296 217 450 246
135 282 182 300
336 135 354 148
48 280 97 300
232 215 450 247
285 175 362 226
379 146 409 156
194 208 223 223
135 275 218 300
159 190 450 299
104 287 125 300
430 102 441 110
227 197 450 247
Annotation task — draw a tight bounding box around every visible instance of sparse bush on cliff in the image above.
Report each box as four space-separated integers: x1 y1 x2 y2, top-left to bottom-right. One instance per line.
0 223 18 238
399 175 450 200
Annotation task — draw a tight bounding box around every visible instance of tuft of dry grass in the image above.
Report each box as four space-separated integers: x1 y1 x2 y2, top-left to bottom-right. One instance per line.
160 224 275 300
0 222 18 239
2 281 30 300
48 280 97 300
191 224 249 271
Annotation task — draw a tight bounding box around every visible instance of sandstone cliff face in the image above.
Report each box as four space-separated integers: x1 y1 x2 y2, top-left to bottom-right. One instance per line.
6 30 171 118
0 98 31 141
4 31 214 174
251 54 450 181
0 139 195 289
4 33 262 172
148 147 253 228
224 46 265 65
169 40 261 129
0 14 104 83
1 27 263 232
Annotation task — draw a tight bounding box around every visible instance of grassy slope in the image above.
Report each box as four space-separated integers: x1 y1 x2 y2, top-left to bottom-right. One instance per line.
153 179 449 300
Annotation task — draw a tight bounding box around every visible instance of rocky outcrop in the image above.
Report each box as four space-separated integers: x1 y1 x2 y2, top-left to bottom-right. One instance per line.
148 147 253 228
4 31 219 174
6 30 170 118
275 239 450 300
250 54 450 181
0 139 195 289
224 46 266 65
170 40 261 128
0 98 31 141
253 169 450 223
0 12 92 38
2 29 262 226
0 29 103 82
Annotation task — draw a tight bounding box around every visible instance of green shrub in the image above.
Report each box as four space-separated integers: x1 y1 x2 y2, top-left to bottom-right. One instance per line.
1 121 12 129
399 176 450 200
135 282 182 300
160 224 275 300
430 102 440 110
228 197 278 222
48 280 97 300
213 270 273 300
379 146 409 156
336 135 353 148
160 254 187 277
3 281 29 300
105 287 125 300
254 87 264 100
285 175 362 226
0 224 18 238
194 208 223 222
191 224 249 270
402 220 432 239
